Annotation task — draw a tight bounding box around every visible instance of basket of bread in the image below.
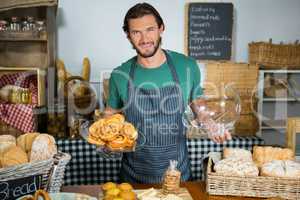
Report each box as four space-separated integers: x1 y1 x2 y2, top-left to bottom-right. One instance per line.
206 146 300 199
0 133 71 200
81 114 144 156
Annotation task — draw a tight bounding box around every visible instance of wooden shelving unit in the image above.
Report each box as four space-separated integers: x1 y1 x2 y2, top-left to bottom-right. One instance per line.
0 0 58 134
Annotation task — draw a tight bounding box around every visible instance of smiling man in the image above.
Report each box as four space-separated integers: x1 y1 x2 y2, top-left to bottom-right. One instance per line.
105 2 231 184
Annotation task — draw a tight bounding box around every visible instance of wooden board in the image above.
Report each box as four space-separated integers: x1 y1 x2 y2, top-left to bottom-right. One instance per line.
98 188 193 200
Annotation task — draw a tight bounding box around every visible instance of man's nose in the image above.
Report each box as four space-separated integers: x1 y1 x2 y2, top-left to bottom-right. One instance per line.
140 31 149 42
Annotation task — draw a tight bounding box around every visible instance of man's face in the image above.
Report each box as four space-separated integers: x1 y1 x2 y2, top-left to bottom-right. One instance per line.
127 14 164 58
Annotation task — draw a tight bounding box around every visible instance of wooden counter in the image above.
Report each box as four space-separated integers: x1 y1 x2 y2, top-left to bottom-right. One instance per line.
62 181 267 200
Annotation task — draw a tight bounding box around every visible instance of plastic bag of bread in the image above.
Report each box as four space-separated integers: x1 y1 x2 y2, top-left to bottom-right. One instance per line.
162 160 181 194
85 114 140 152
223 148 252 161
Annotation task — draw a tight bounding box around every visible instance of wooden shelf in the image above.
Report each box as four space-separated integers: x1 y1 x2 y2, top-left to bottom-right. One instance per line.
263 97 300 102
0 31 47 41
261 119 286 130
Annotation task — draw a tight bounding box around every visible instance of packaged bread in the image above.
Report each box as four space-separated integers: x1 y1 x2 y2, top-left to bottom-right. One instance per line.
253 146 294 168
30 134 57 162
1 146 28 167
223 148 252 161
214 157 259 176
162 160 181 194
261 160 300 178
87 114 138 151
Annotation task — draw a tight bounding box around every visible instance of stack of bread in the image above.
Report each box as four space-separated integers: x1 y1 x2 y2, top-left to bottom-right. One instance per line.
88 114 138 151
101 182 136 200
0 133 57 168
213 146 300 178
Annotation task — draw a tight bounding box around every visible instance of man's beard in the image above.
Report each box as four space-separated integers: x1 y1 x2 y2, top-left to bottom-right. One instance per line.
131 37 161 58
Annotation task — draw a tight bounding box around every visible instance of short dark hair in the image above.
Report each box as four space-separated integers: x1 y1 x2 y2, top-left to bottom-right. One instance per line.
123 2 164 33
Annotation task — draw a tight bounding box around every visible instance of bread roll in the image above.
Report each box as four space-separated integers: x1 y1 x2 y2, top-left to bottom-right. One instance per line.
30 134 57 162
253 146 294 168
17 132 40 154
223 148 252 161
214 157 259 176
0 134 16 143
261 160 300 178
1 146 28 167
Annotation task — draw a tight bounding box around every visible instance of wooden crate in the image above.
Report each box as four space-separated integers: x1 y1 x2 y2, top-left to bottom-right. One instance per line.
0 67 46 106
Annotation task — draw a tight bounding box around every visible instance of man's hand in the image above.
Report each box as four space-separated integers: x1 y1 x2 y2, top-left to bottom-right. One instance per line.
210 130 232 143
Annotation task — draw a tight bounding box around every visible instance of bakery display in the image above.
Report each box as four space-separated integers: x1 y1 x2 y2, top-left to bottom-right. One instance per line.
0 133 58 169
88 114 138 151
223 148 252 161
261 160 300 178
253 146 294 167
214 157 259 176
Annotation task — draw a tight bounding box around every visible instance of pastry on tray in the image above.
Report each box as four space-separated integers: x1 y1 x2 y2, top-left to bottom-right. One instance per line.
87 114 138 151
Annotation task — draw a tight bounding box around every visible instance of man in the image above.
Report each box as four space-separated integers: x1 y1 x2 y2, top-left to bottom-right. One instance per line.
105 3 231 183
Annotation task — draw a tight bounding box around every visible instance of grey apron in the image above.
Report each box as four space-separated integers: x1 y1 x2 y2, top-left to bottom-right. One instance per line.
120 50 191 183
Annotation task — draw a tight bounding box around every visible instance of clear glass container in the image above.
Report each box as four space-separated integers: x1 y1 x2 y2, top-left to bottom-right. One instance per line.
35 20 46 32
0 20 8 31
27 16 35 31
10 16 20 31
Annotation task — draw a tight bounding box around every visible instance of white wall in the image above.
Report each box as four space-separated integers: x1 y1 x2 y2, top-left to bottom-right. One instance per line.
57 0 300 82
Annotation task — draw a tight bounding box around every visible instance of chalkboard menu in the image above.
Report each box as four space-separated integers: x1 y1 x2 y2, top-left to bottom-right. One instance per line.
0 175 43 200
187 3 233 60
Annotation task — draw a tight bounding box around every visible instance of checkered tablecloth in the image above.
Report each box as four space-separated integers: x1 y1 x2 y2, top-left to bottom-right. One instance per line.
57 136 264 185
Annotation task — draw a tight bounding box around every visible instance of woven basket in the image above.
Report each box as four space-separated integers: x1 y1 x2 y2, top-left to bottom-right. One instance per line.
206 157 300 199
0 151 71 194
249 39 300 68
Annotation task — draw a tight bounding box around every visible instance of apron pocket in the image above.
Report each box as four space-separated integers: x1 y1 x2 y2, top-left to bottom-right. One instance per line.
132 144 178 176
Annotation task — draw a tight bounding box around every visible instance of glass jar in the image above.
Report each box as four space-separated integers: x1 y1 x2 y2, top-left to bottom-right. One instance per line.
10 16 20 31
35 20 46 32
21 19 29 31
27 16 35 30
0 20 8 31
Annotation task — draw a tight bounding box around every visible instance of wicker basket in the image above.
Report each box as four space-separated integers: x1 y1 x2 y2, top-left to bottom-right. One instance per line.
0 151 71 195
249 39 300 68
206 156 300 199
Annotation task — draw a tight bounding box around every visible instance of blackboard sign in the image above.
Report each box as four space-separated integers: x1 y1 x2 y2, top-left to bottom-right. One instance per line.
187 3 233 60
0 175 43 200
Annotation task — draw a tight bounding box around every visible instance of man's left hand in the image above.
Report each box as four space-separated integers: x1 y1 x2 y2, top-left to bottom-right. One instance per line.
210 130 232 143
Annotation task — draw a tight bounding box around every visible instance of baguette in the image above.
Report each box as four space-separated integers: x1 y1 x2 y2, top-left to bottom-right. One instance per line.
82 57 91 81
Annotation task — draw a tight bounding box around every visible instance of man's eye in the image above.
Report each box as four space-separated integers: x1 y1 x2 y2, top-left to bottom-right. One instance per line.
147 27 155 31
131 31 139 35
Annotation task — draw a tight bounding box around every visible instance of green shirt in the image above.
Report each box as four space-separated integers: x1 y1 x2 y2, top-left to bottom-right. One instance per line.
108 50 202 109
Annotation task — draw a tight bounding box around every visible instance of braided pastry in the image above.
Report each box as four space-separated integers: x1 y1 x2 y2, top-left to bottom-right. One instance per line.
88 114 137 151
107 134 129 150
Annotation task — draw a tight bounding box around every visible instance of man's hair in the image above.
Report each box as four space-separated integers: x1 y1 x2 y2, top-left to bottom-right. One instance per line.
123 2 164 33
